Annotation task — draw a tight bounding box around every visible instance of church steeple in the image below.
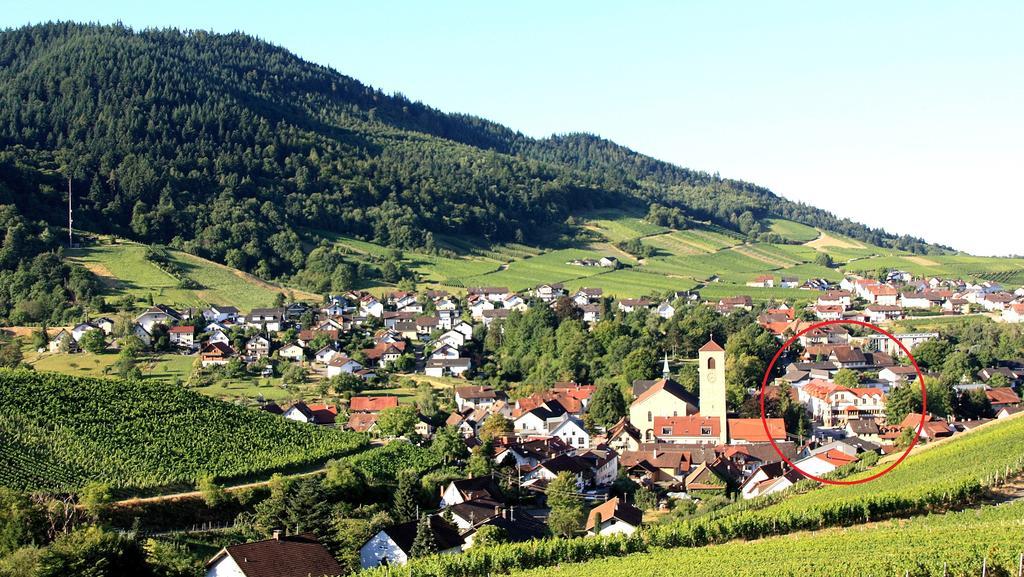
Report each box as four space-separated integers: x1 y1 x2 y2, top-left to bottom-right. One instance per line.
662 353 670 378
698 334 727 443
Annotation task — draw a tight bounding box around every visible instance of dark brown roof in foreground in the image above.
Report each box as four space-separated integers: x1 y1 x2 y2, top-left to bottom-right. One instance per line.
209 533 342 577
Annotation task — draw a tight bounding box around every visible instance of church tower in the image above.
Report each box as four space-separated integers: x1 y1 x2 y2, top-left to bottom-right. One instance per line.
698 336 727 443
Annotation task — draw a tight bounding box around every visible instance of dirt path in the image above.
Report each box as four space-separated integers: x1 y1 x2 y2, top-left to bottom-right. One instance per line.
806 230 865 250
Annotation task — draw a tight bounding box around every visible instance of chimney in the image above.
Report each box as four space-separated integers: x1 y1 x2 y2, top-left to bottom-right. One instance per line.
272 530 282 541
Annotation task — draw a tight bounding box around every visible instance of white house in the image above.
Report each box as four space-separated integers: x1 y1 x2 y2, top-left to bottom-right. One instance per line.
548 415 590 449
278 343 305 361
793 450 856 477
203 305 240 323
135 305 180 332
1002 304 1024 323
656 301 675 319
71 322 100 342
425 358 471 378
359 517 464 569
585 497 642 536
326 355 364 378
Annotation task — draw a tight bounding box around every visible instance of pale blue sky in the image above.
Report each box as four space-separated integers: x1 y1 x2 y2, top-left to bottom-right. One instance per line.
3 1 1022 255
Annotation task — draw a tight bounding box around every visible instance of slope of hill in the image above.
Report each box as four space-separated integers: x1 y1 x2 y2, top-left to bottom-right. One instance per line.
66 239 319 310
301 209 1024 300
0 370 368 494
0 22 944 293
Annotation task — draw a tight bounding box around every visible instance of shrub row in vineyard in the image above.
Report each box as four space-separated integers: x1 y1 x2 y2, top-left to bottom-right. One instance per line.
0 370 369 493
347 440 445 483
509 500 1024 577
355 415 1024 577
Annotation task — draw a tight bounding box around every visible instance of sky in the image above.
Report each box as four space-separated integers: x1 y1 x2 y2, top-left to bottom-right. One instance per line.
4 1 1023 255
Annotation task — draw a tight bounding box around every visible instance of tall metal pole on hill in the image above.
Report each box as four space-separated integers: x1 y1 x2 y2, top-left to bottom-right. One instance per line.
67 175 73 248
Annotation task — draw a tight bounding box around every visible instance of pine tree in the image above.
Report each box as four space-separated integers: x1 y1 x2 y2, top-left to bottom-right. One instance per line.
409 516 438 558
392 470 419 523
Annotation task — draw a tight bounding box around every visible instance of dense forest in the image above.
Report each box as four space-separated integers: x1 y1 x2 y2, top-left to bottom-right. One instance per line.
0 22 944 289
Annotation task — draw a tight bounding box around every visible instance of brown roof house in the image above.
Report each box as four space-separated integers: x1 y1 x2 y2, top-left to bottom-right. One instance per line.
585 496 643 536
204 532 342 577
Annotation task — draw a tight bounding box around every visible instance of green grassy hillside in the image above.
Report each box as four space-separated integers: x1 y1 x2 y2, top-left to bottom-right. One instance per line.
312 211 1022 301
0 370 368 494
67 241 318 309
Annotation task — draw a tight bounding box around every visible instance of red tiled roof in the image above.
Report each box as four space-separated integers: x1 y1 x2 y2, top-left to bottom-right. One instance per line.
699 339 725 353
654 416 721 438
986 387 1021 406
727 418 787 442
349 396 399 413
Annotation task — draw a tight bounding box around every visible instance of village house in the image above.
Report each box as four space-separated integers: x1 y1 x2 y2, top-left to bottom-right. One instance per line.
167 325 196 349
585 497 643 536
325 354 365 378
244 336 271 360
359 516 463 569
205 532 343 577
746 274 774 288
245 308 284 332
798 379 886 427
362 341 406 368
617 298 654 313
865 304 905 323
533 283 566 302
47 329 77 353
277 343 305 362
283 402 338 426
817 290 852 308
200 342 234 367
455 385 504 411
481 308 511 327
202 305 239 323
1002 303 1024 323
580 303 603 323
424 357 472 378
135 304 181 332
717 295 753 313
467 286 511 302
573 287 603 306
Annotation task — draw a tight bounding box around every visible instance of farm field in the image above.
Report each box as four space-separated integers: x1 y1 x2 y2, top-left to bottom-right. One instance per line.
512 501 1024 577
767 218 820 242
67 242 307 310
106 211 1024 306
0 370 369 494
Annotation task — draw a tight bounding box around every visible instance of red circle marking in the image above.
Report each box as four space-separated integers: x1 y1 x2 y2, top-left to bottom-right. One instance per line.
759 319 927 485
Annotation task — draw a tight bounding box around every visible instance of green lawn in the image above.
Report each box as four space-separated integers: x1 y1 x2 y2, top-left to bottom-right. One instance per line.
28 351 196 384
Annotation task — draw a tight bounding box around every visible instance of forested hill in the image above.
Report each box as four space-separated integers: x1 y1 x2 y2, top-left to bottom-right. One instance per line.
0 22 940 281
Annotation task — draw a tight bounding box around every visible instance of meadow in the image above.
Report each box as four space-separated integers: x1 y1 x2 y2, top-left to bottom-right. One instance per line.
67 241 304 310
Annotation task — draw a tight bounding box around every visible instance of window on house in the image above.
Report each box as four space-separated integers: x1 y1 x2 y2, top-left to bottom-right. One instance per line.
661 427 672 435
707 357 716 370
647 411 652 422
701 426 713 436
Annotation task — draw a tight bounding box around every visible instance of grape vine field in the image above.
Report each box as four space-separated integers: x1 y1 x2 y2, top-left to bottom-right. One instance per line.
513 500 1024 577
0 370 368 493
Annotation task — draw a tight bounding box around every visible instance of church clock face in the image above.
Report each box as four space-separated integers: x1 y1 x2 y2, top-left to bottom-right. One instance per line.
707 370 717 383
